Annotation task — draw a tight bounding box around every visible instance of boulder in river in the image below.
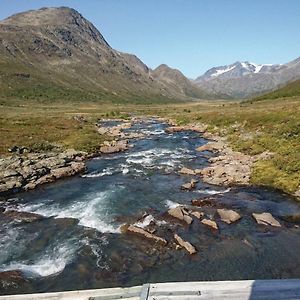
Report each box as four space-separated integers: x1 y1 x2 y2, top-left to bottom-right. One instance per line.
165 126 186 133
191 198 216 207
252 213 281 227
168 206 193 225
0 270 28 290
217 209 241 224
196 142 225 153
174 234 197 255
165 124 207 134
50 162 86 179
0 150 87 196
281 214 300 223
126 225 167 245
3 210 44 223
99 140 129 154
179 167 196 175
201 218 218 230
181 179 198 191
191 211 204 219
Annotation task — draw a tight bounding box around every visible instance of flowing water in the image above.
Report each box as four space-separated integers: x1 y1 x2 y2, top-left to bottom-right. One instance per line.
1 119 300 295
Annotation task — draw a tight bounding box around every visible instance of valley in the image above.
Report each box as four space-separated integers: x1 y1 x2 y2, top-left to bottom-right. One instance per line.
0 4 300 297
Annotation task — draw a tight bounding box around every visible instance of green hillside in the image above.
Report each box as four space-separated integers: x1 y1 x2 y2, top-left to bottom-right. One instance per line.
253 78 300 101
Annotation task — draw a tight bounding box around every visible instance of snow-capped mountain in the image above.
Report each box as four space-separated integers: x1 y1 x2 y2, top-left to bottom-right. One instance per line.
196 61 282 82
194 58 300 99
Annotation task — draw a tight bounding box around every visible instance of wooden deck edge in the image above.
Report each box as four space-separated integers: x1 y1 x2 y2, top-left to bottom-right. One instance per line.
1 279 300 300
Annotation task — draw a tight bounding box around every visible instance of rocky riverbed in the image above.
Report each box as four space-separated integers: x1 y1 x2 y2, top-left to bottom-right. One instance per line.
0 150 86 196
1 118 300 295
0 118 143 197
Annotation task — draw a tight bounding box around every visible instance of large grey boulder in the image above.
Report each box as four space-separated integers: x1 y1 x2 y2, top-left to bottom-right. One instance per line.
168 206 193 225
252 213 281 227
217 209 241 224
126 225 167 245
174 234 197 255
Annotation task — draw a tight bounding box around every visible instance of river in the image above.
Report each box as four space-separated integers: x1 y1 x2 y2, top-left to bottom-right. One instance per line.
1 118 300 295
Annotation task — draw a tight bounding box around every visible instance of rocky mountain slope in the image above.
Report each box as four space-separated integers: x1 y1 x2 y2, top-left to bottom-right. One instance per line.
194 59 300 99
253 78 300 101
0 7 207 102
151 64 211 99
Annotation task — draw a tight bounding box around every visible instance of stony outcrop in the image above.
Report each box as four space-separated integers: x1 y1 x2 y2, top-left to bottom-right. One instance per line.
252 213 281 227
179 167 196 175
165 124 208 134
174 234 197 255
0 150 87 196
0 270 29 290
181 179 198 191
99 140 130 154
196 139 273 186
196 142 226 153
96 122 132 138
191 198 216 207
168 206 193 224
217 209 241 224
191 211 204 219
2 210 44 223
201 219 218 230
294 187 300 199
126 225 167 245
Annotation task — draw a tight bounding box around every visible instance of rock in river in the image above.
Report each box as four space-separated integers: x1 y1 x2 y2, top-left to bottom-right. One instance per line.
0 150 87 196
181 179 198 191
126 225 167 245
99 140 129 154
201 218 218 230
3 210 44 223
217 209 241 224
191 198 216 207
252 213 281 227
174 234 197 255
179 167 196 175
191 211 204 219
168 206 193 225
0 270 28 290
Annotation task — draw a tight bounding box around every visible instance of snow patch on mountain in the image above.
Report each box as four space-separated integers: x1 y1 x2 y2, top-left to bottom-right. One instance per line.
211 65 236 77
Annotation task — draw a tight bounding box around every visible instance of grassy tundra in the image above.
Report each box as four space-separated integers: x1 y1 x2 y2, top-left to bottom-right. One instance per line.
0 96 299 196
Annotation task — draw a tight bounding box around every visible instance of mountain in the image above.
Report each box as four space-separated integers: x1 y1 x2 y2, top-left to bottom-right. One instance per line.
0 7 207 102
196 61 281 82
194 59 300 99
253 78 300 101
151 64 211 99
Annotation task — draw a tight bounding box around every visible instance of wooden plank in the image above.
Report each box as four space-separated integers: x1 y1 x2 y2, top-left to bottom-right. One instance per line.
0 286 142 300
148 280 300 300
139 284 150 300
149 279 300 293
1 279 300 300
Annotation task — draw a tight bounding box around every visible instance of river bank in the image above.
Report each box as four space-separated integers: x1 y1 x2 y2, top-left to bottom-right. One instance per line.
1 118 300 295
1 115 299 200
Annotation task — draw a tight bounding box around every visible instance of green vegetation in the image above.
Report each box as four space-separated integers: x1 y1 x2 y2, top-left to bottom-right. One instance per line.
0 101 109 154
0 94 299 196
150 98 300 195
253 78 300 101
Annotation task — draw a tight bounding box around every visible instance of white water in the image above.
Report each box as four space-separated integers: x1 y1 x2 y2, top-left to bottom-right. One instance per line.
1 240 78 277
16 190 121 233
196 188 231 195
134 214 155 228
165 200 181 209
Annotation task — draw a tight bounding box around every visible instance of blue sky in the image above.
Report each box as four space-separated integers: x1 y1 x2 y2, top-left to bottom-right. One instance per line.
0 0 299 78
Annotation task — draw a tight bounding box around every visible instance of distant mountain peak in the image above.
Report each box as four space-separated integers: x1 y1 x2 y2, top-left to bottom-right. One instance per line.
196 61 281 83
194 58 300 99
0 6 211 102
1 7 82 26
0 6 111 48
